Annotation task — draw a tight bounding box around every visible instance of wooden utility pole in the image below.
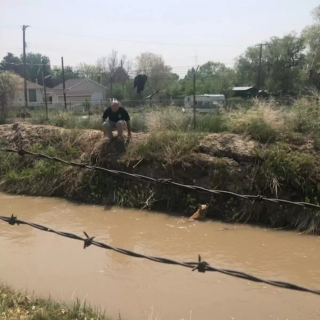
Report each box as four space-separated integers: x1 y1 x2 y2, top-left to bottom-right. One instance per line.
257 43 263 91
61 57 67 110
193 66 199 129
22 25 30 109
256 43 267 91
42 62 48 120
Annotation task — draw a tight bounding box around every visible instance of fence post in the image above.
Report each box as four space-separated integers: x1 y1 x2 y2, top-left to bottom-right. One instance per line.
193 66 199 129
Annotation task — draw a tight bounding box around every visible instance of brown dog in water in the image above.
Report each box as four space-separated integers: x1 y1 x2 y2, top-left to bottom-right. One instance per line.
188 204 209 221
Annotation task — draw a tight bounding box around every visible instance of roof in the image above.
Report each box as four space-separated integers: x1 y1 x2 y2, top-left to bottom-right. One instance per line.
233 86 255 91
53 78 108 90
17 77 43 90
47 89 92 97
53 78 87 90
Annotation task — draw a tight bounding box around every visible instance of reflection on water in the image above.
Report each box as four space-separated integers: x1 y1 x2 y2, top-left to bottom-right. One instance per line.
0 193 320 320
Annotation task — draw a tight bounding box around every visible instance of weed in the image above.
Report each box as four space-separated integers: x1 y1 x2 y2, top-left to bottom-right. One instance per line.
0 284 109 320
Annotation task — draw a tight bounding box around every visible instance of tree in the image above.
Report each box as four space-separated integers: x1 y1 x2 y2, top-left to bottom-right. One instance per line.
76 63 100 82
0 53 23 76
51 65 80 87
303 5 320 89
96 50 131 98
23 53 53 87
0 71 20 120
235 33 305 94
197 62 236 96
135 52 175 98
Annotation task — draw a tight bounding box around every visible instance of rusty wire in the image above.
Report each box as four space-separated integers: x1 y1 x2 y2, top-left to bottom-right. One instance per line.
1 147 320 211
0 214 320 296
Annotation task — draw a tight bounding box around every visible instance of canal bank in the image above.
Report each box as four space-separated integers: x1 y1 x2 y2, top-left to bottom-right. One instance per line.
1 123 320 233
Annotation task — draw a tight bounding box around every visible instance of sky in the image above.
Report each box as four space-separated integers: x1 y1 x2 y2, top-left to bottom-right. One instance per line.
0 0 319 77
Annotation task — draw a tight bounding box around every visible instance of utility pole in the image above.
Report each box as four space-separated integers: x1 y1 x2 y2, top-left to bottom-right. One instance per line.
256 43 267 91
193 66 199 129
42 62 49 120
22 25 30 109
61 57 67 110
110 68 117 101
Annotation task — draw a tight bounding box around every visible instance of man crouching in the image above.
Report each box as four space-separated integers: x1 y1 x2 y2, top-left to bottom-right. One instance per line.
102 101 132 141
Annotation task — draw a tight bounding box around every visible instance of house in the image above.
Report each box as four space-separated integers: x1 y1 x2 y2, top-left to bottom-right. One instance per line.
46 78 108 107
232 86 258 98
13 77 44 106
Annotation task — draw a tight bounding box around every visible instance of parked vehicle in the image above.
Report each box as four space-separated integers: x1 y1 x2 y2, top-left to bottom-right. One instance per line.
183 94 226 113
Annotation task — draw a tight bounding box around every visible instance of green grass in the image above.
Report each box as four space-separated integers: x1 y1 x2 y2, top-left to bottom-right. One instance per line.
0 284 109 320
126 131 200 166
256 143 318 199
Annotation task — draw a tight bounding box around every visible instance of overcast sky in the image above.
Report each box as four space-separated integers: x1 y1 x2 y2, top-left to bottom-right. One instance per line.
0 0 319 77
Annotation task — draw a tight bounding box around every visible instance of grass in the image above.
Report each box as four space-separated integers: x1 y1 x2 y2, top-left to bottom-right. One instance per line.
16 95 318 146
256 143 318 198
0 284 109 320
125 131 200 166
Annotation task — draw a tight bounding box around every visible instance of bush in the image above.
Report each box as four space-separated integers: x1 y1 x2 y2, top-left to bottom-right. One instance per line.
0 71 20 122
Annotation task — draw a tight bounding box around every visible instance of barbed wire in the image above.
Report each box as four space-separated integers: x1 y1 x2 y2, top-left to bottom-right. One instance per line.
0 214 319 296
1 148 320 211
1 148 320 212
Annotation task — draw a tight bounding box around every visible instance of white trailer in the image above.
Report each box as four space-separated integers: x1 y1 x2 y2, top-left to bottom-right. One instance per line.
183 94 226 113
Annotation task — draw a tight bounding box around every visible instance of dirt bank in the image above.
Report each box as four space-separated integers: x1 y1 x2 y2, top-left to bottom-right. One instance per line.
1 123 320 233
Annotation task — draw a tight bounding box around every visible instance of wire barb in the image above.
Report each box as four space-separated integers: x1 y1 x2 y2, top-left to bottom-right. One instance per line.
8 214 19 226
192 255 208 273
17 149 25 157
83 231 95 249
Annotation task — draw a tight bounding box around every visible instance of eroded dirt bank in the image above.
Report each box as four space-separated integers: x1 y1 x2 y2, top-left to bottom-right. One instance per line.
1 123 320 233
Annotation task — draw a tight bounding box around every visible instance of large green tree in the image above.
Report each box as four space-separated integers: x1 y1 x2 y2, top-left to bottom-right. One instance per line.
235 33 305 94
303 5 320 89
0 53 23 76
0 52 53 87
135 52 175 98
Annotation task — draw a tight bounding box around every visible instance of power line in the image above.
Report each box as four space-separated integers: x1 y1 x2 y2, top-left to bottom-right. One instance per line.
1 24 250 48
1 214 319 296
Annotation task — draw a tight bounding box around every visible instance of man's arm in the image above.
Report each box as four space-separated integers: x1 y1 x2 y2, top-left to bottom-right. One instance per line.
122 108 131 137
102 108 109 122
126 120 132 137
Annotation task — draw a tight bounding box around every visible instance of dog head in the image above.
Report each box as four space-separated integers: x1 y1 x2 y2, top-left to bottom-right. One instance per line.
198 203 209 216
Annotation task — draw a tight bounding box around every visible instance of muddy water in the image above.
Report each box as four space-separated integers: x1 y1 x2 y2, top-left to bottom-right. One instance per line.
0 193 320 320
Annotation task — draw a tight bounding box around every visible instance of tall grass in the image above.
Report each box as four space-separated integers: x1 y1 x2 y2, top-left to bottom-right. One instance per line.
126 131 199 166
18 93 320 145
0 284 109 320
30 111 103 130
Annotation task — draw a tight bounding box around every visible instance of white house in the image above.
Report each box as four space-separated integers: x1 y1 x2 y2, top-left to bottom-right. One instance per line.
13 78 44 107
46 78 108 108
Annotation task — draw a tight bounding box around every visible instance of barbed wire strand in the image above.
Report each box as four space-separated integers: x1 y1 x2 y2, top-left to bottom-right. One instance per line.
1 148 320 211
0 214 319 296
